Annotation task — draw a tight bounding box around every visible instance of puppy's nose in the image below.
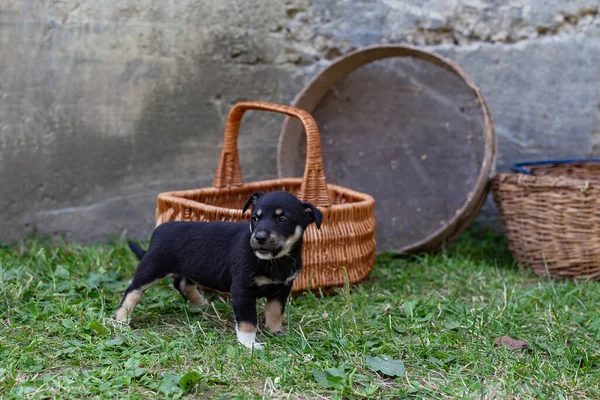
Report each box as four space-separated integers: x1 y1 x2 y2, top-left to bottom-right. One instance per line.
254 230 268 244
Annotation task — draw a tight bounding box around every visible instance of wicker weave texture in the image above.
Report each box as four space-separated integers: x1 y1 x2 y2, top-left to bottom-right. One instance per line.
492 162 600 280
155 101 376 292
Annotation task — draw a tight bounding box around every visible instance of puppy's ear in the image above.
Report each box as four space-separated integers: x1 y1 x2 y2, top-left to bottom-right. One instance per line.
242 191 264 214
303 202 323 230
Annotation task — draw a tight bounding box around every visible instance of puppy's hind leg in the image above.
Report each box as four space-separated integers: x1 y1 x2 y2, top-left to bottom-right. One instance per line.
115 259 165 323
173 276 208 307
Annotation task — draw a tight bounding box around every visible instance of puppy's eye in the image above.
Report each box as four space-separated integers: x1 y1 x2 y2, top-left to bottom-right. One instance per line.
251 215 258 223
277 216 288 223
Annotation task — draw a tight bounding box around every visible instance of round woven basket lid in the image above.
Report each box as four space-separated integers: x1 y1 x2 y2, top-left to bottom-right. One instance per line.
278 45 496 253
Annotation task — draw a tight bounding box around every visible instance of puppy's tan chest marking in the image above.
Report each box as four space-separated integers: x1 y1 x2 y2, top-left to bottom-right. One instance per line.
255 276 278 286
254 270 300 287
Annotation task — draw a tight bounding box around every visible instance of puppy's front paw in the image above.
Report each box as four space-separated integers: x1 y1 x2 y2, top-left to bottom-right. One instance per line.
243 341 263 350
188 303 209 314
236 322 263 350
265 327 285 337
188 294 209 307
237 334 264 350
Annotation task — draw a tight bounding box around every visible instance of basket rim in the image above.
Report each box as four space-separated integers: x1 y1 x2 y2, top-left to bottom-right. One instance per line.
156 178 375 215
493 167 600 191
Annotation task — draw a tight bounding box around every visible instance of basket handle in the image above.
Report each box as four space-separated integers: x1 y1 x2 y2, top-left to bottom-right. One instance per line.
213 101 331 208
511 159 600 175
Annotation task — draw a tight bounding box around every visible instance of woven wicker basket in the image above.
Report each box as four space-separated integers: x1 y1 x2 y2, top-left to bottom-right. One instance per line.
155 101 376 292
492 159 600 280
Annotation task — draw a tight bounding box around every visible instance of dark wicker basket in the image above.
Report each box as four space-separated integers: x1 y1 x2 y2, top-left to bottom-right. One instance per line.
492 159 600 280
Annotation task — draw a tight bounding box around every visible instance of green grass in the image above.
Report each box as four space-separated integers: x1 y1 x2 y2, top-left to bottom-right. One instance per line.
1 226 599 399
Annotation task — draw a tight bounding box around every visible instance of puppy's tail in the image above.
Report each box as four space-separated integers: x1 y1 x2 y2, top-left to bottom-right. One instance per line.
128 241 146 260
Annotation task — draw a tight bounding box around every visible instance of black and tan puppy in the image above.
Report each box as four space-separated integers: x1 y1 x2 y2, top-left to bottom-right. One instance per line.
115 191 322 349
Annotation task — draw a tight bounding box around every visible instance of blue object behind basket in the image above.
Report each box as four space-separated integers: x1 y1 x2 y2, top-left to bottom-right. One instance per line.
511 159 600 175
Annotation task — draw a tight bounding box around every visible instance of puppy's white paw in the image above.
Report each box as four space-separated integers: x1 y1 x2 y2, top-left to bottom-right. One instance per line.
238 333 264 350
236 324 263 350
244 341 263 350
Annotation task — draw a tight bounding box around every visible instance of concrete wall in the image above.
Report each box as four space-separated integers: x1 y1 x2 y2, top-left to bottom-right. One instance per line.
1 0 599 243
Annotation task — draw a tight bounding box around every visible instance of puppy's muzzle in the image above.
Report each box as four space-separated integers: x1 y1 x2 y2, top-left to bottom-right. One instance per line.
254 230 268 245
251 230 284 259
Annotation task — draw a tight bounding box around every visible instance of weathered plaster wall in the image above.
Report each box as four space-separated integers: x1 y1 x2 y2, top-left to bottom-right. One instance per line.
1 0 599 242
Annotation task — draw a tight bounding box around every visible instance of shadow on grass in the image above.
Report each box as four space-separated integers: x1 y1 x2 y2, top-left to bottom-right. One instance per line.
448 223 516 268
379 223 517 270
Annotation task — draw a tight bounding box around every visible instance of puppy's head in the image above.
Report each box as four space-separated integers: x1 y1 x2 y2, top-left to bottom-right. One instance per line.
242 191 322 260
